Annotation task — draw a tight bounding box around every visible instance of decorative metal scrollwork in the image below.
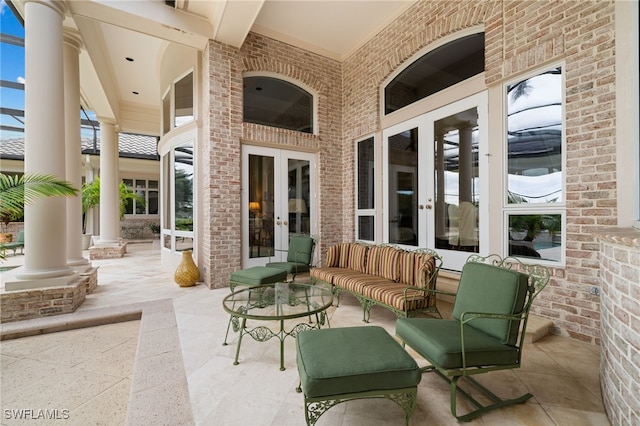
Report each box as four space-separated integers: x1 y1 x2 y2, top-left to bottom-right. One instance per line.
287 322 315 338
245 326 277 342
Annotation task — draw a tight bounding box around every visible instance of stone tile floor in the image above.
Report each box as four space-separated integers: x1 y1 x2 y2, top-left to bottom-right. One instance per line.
1 243 611 425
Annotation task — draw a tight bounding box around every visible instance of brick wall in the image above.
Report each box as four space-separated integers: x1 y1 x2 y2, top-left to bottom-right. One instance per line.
341 0 616 343
202 34 342 288
200 0 618 342
597 230 640 425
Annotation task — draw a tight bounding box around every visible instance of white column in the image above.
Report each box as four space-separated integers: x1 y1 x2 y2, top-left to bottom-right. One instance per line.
63 28 89 269
15 0 75 285
96 119 121 245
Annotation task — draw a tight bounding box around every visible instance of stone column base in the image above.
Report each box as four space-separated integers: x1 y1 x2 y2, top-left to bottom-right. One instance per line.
89 242 127 259
79 267 99 294
1 277 87 323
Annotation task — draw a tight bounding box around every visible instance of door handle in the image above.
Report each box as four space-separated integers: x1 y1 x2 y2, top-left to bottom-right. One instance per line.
419 205 424 210
283 221 288 226
276 221 281 225
426 205 433 209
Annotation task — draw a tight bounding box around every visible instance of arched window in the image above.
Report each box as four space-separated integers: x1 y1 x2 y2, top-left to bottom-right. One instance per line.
243 75 314 133
384 33 485 115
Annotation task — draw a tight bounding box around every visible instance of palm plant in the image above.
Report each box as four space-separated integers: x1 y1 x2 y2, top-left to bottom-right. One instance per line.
81 178 146 233
1 172 78 233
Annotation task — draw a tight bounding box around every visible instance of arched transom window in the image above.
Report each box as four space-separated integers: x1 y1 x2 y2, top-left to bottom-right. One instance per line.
384 32 485 115
243 75 314 134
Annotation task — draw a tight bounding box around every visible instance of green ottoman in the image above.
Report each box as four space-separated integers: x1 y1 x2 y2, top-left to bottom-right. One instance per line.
229 266 288 291
296 326 421 425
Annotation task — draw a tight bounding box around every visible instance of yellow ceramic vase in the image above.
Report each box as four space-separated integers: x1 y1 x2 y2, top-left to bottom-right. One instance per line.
174 250 199 287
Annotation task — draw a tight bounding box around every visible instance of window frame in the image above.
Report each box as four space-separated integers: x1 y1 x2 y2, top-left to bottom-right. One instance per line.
502 63 566 266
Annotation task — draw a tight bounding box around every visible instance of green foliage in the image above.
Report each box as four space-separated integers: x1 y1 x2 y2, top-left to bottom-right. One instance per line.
0 173 78 230
81 178 146 231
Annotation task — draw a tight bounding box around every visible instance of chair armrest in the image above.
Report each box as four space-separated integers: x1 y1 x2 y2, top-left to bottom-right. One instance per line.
268 248 287 262
458 310 526 371
402 285 456 299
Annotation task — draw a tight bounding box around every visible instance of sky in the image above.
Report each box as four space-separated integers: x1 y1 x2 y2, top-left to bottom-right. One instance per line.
1 0 26 139
1 1 97 143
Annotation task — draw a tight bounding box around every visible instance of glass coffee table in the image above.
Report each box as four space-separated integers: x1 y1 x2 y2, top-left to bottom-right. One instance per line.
222 281 333 370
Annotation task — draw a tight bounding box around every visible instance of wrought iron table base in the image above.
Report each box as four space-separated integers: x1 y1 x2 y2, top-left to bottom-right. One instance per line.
232 312 328 371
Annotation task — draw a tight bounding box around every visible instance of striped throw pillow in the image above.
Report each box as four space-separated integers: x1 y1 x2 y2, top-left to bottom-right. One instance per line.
325 245 340 267
366 246 400 282
337 243 351 268
414 253 436 288
398 250 417 286
347 243 369 273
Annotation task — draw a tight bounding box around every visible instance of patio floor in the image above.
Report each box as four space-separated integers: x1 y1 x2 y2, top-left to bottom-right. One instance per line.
1 243 610 425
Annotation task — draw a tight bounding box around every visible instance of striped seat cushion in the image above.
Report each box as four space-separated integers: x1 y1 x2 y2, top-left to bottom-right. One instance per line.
335 274 394 294
311 267 354 285
363 282 433 312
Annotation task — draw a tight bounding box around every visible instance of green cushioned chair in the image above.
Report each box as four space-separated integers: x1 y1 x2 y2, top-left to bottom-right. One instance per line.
296 326 421 426
0 230 24 256
265 235 315 280
396 254 550 422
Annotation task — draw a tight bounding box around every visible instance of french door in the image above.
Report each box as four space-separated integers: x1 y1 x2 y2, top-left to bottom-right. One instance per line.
383 92 488 271
241 145 317 267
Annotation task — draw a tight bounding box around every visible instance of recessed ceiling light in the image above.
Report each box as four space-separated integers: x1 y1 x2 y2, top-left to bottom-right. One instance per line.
132 91 139 95
126 57 134 62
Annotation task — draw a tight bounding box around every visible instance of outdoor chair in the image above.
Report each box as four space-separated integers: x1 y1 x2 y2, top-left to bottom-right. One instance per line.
0 230 25 256
395 254 550 422
265 235 315 281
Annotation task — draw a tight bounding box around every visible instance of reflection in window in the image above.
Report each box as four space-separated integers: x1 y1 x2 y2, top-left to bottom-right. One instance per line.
388 129 418 246
508 214 562 262
507 67 562 204
434 108 479 253
243 76 313 133
174 142 194 232
356 137 375 242
358 216 374 241
162 155 171 229
122 179 158 215
162 91 170 135
505 66 564 264
174 72 194 127
357 137 375 210
385 33 484 115
248 154 275 258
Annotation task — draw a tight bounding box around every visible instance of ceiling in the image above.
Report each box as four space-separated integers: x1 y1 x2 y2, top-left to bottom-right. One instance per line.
14 0 417 136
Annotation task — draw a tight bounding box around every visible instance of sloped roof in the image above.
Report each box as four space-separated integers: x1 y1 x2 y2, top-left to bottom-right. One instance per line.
0 133 158 161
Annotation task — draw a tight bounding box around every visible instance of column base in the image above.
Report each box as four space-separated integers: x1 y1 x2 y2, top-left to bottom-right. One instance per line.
4 267 77 292
89 242 127 260
79 266 99 294
1 274 86 323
